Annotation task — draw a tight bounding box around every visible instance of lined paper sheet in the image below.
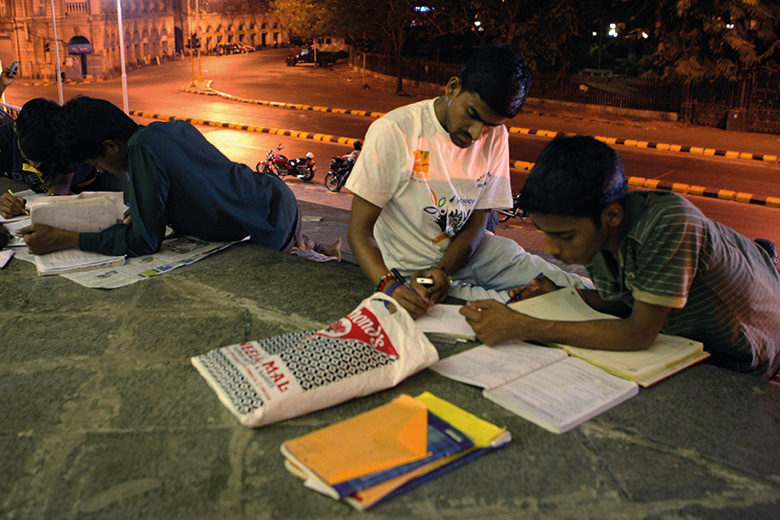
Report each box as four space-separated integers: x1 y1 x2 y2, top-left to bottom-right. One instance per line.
431 343 567 390
415 304 475 339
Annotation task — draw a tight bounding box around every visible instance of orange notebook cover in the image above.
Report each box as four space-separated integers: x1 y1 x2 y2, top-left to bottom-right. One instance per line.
280 394 429 485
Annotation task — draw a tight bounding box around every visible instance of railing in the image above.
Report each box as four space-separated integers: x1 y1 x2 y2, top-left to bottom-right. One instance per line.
0 102 21 120
65 1 88 14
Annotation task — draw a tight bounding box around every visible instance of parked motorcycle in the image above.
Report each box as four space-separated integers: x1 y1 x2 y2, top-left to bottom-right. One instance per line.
255 144 316 182
324 141 361 192
324 155 355 192
497 194 528 222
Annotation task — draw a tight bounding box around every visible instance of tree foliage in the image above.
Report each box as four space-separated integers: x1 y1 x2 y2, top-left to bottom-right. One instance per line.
271 0 341 39
634 0 780 81
269 0 780 85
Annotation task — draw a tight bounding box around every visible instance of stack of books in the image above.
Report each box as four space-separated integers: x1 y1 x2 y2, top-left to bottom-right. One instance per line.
280 392 510 511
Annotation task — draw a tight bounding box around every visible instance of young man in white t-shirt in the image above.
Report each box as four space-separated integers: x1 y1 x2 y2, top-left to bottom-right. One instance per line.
346 45 588 318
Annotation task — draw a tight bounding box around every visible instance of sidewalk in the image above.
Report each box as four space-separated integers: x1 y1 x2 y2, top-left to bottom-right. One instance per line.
2 174 779 520
3 62 780 517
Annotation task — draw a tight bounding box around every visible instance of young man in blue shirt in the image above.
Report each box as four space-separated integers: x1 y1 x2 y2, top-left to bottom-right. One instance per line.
21 96 340 259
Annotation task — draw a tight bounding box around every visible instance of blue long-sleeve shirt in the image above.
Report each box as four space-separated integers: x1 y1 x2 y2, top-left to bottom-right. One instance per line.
80 121 298 256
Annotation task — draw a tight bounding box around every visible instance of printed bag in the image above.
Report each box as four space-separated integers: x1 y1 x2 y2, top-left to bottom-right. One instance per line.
191 293 439 427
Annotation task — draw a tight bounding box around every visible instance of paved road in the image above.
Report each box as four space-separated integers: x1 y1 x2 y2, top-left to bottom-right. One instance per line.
9 48 780 247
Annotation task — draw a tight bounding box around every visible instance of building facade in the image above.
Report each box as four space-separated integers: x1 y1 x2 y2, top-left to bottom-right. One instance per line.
0 0 286 80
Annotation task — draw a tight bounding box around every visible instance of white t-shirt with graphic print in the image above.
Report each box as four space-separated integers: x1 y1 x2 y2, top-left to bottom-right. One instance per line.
345 98 512 273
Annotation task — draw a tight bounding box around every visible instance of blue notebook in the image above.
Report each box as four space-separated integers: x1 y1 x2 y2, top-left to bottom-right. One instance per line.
330 411 474 498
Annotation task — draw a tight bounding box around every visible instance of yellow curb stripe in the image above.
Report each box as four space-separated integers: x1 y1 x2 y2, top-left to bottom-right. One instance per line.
132 108 780 207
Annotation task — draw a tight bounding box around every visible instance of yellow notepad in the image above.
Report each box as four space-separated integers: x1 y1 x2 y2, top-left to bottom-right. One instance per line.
344 392 511 510
509 288 709 387
280 394 429 488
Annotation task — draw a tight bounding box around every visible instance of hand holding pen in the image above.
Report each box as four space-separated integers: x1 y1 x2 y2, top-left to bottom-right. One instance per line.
505 273 558 304
0 190 28 218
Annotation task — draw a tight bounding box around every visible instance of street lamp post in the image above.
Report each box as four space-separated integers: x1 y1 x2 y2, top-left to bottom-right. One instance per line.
196 0 203 83
116 0 130 113
49 0 64 104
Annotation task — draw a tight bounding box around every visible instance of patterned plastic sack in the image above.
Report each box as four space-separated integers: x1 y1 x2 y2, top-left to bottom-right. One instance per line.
191 293 439 427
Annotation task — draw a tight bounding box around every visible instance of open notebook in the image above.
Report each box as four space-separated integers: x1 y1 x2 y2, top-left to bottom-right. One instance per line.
507 288 710 387
30 192 126 275
431 342 638 434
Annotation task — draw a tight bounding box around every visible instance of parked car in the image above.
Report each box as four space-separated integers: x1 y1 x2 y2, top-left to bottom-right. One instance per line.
213 43 241 55
285 47 338 67
234 42 256 53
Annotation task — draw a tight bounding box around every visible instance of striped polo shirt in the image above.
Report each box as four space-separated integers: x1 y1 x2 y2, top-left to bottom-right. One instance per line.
586 191 780 377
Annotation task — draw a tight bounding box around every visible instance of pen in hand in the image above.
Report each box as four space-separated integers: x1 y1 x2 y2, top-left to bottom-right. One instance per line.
505 272 545 304
6 189 29 216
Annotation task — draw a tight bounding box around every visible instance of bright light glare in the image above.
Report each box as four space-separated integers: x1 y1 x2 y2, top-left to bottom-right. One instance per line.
414 6 431 12
592 31 597 36
726 23 735 29
608 23 618 37
474 21 481 27
642 32 649 39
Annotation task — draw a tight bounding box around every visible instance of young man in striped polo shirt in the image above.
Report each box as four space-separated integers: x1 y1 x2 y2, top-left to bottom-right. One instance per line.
461 136 780 378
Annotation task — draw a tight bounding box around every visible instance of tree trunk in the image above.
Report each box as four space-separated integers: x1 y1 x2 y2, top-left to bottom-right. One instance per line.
395 51 404 95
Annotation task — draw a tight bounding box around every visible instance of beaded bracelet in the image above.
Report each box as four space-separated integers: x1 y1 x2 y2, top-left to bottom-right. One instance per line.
376 272 395 293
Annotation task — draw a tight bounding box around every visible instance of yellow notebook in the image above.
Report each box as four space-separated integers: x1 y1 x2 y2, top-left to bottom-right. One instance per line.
343 392 511 510
280 394 429 497
509 288 710 387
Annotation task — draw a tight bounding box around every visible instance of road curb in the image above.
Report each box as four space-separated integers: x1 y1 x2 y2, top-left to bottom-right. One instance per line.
627 176 780 208
181 85 780 165
180 86 385 118
148 100 780 209
509 161 780 208
129 109 362 147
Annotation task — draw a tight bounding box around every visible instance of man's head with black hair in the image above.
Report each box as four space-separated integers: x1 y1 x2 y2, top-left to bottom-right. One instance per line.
56 96 138 173
519 136 628 265
434 45 531 149
458 45 532 119
520 136 627 223
15 98 61 165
